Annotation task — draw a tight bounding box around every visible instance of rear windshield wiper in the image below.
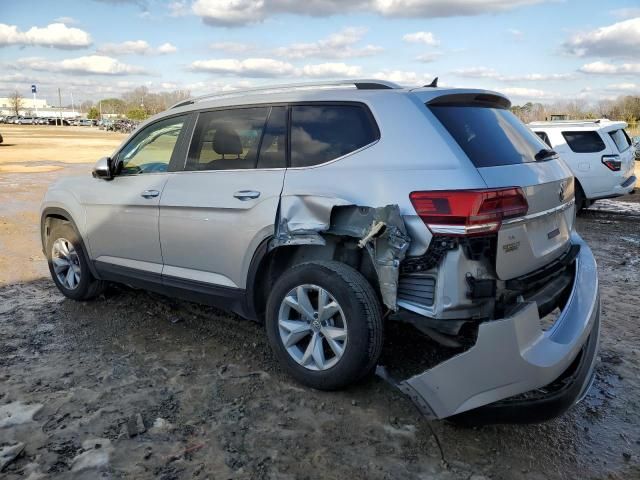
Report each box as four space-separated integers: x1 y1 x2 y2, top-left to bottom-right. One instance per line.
535 148 558 161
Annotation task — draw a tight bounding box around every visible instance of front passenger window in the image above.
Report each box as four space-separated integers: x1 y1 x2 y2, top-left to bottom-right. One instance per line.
118 115 186 175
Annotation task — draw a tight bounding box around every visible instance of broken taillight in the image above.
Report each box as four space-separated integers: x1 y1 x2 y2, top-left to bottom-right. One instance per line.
409 188 529 236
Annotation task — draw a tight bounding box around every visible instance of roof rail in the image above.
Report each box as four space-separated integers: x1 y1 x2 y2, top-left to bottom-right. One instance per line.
170 79 402 109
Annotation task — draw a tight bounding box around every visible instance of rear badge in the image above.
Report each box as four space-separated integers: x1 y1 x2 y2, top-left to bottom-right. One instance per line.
502 241 520 253
547 228 560 239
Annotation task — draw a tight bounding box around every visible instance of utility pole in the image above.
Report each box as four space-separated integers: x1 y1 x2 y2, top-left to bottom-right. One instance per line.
31 84 38 117
58 88 62 126
70 90 75 116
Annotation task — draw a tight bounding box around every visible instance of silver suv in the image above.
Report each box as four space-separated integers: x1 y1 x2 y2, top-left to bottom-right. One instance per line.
40 80 600 423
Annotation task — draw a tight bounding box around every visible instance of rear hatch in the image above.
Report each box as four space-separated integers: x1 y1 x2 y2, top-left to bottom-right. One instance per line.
603 125 636 180
427 93 575 280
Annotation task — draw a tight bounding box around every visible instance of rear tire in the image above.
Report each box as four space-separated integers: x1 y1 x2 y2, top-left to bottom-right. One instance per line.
575 182 588 213
265 260 383 391
46 222 104 301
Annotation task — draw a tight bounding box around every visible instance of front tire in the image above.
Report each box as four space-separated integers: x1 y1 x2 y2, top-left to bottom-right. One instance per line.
265 261 383 391
46 222 104 301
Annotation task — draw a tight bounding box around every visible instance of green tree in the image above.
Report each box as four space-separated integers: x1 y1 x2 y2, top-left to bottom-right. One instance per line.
126 108 148 121
87 107 100 120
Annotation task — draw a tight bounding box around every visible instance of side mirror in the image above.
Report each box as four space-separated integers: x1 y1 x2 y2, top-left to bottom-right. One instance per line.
92 157 113 180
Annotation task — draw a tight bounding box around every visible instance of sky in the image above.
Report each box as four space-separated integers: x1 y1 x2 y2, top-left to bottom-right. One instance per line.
1 0 639 106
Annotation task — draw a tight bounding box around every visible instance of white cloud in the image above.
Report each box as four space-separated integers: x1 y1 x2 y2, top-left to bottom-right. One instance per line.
507 28 524 39
372 70 434 85
402 31 439 46
275 27 382 59
17 55 147 75
210 41 255 53
371 0 548 17
54 17 78 25
563 17 640 58
606 83 639 92
157 42 178 54
300 62 362 77
192 0 266 26
454 67 573 81
415 52 441 63
0 22 92 49
192 0 552 26
168 1 189 16
610 8 640 19
190 57 296 77
498 87 549 99
189 57 362 78
579 61 640 75
97 40 178 55
454 67 499 78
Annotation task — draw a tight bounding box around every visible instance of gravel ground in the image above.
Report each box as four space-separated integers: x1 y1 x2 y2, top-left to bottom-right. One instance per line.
1 127 639 479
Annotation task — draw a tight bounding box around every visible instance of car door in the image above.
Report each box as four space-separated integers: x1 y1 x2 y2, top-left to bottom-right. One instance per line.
80 113 191 277
159 105 287 289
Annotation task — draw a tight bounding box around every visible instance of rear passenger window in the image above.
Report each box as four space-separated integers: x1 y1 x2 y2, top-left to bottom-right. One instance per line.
290 105 378 167
561 131 605 153
609 129 631 152
535 131 551 148
187 107 269 171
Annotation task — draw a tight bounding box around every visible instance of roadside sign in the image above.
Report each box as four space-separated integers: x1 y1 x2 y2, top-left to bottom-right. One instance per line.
31 84 37 94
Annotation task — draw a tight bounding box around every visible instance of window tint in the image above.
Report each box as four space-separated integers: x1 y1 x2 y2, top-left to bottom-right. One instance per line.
187 107 269 171
118 115 185 175
561 131 605 153
535 131 552 148
290 105 378 167
429 105 548 167
257 106 287 169
609 129 631 152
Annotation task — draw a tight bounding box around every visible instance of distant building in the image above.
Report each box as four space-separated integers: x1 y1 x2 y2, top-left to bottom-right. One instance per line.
0 97 78 118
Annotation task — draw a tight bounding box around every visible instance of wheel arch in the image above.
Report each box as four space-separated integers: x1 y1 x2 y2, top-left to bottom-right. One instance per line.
41 207 101 279
247 235 381 322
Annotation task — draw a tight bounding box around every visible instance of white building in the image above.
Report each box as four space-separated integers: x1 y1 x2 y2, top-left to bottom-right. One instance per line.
0 97 78 118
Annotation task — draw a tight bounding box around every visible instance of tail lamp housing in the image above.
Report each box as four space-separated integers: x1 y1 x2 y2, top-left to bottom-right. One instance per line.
409 188 529 236
601 155 622 171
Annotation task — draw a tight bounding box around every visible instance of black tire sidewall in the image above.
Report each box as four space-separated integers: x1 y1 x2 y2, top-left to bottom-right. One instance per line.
46 223 94 300
265 262 378 390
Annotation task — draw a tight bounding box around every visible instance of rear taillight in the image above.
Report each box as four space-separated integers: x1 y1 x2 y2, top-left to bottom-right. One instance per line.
409 188 528 236
601 155 622 171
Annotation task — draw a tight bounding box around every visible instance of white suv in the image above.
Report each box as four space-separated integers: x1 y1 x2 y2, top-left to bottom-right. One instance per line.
530 119 636 210
40 80 600 423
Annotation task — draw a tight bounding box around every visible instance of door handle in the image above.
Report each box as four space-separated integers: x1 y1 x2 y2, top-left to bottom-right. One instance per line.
233 190 261 201
141 190 160 199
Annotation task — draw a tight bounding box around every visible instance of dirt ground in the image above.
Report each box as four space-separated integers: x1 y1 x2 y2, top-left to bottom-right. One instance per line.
1 124 639 479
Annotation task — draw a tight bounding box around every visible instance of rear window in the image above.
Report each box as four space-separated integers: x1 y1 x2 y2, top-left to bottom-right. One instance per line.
535 131 552 147
290 105 379 167
428 105 548 167
561 131 605 153
609 129 631 152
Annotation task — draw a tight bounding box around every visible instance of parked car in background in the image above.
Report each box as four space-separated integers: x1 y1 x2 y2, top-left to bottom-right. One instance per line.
41 80 600 424
530 119 636 210
77 119 94 126
633 136 640 161
18 116 35 125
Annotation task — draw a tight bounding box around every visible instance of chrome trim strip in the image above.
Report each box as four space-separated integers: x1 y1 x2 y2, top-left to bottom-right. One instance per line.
502 199 575 226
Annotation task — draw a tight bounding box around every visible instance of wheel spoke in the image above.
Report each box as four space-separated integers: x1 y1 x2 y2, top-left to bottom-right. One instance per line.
312 335 326 369
319 301 340 323
322 326 346 357
301 332 318 366
65 267 75 288
59 240 70 257
296 286 315 319
279 319 312 347
52 257 70 272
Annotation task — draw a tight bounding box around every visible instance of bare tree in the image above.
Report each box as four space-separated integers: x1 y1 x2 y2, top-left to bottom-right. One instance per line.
9 91 24 116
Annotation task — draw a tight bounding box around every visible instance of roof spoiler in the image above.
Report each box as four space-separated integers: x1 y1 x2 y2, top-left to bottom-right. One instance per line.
427 92 511 109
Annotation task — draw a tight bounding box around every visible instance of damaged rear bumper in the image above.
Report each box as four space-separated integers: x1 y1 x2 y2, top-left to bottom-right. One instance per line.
397 232 600 421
